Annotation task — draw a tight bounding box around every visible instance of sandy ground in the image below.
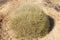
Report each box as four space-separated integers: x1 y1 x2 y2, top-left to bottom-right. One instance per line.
0 0 60 40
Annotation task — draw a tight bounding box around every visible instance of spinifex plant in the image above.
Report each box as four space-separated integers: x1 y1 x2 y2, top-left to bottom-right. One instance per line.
9 4 50 39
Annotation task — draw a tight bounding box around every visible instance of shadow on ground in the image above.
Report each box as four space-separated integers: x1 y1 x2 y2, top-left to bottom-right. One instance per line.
48 16 55 33
42 15 55 38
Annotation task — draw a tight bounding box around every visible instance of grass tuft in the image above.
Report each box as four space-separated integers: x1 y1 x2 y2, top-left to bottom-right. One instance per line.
9 4 50 39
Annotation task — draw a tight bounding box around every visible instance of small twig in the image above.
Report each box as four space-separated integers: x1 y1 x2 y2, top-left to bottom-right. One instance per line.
54 4 60 11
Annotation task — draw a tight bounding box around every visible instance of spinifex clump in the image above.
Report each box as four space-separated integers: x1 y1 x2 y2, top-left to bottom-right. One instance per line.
9 4 50 39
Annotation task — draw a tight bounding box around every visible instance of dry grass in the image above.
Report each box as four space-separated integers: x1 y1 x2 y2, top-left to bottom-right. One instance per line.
0 0 60 40
7 4 50 39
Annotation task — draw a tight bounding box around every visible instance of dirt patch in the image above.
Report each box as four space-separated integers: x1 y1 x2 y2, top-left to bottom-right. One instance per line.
0 0 60 40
